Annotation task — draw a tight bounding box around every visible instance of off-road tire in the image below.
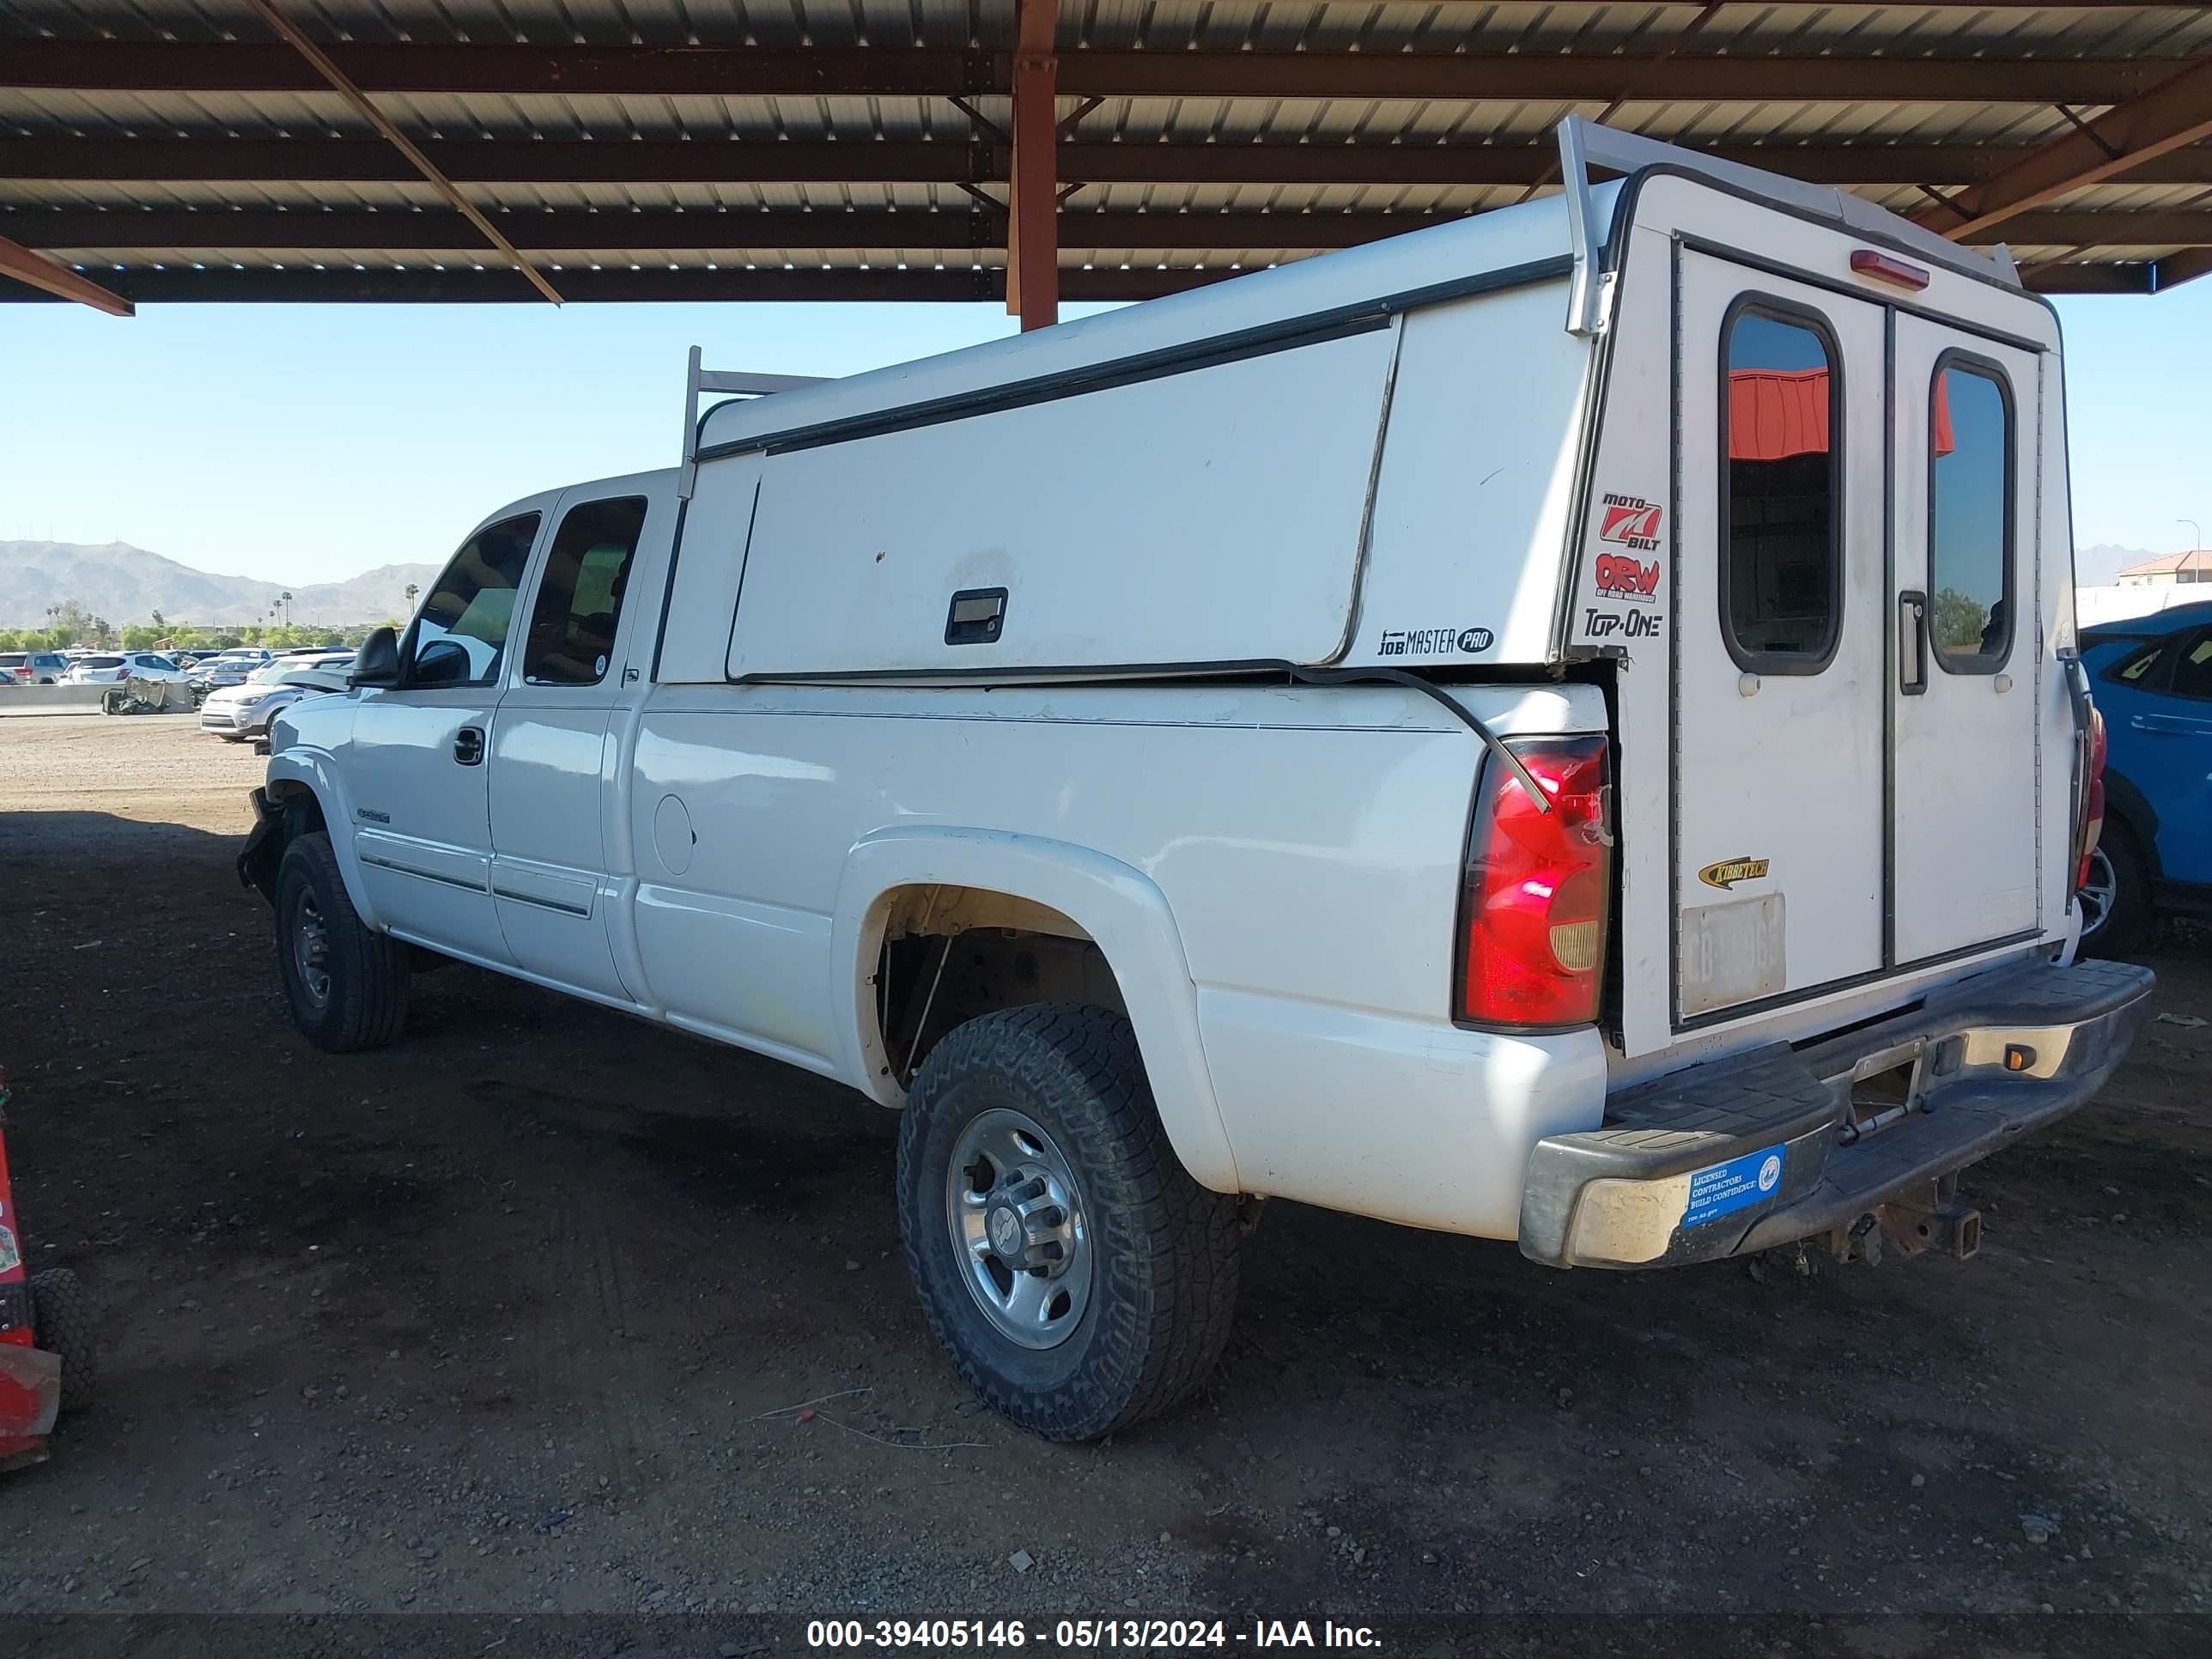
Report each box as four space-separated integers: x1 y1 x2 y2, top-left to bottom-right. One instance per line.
2082 818 2154 959
275 831 410 1053
897 1005 1240 1442
28 1267 96 1414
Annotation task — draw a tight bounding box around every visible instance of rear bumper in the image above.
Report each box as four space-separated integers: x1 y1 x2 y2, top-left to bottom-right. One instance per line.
1520 956 2154 1269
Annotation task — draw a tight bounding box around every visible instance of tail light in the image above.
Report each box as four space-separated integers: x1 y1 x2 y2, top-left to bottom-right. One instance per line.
1457 737 1613 1028
2074 702 2107 893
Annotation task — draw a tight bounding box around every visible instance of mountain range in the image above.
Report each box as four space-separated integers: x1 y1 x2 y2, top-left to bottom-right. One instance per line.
2075 543 2160 587
1 536 2169 632
0 540 440 629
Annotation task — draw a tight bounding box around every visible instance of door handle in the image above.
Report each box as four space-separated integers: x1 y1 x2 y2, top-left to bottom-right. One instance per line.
1898 589 1929 697
2133 714 2211 735
453 726 485 765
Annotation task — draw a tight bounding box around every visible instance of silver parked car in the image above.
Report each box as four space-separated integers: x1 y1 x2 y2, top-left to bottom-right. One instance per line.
62 652 191 685
199 653 355 741
1 651 72 684
187 651 276 691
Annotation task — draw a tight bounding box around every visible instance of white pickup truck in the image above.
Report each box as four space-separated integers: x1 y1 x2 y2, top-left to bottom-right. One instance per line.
242 122 2151 1442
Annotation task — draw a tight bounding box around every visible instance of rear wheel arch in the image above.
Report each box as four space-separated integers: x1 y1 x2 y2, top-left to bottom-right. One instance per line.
2099 768 2162 881
834 830 1242 1194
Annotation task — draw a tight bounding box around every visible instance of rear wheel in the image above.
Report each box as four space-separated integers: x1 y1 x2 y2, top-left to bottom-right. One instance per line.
896 1005 1240 1442
2079 819 2154 958
275 831 410 1052
28 1268 96 1415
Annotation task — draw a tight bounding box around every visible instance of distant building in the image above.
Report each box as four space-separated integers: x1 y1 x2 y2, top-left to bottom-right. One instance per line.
2116 550 2212 586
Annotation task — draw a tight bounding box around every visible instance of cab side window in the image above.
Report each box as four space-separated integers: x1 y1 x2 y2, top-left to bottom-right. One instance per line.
408 513 540 687
1722 305 1842 673
522 497 647 687
1929 358 2014 672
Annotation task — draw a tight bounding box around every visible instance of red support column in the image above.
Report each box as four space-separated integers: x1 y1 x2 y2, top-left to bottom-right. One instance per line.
1006 0 1060 331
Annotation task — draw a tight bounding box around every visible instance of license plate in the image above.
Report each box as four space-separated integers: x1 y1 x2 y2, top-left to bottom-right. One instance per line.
1680 894 1786 1016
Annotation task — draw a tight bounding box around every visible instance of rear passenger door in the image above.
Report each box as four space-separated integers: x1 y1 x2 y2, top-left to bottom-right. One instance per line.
1889 323 2043 961
487 484 665 1001
2140 625 2212 888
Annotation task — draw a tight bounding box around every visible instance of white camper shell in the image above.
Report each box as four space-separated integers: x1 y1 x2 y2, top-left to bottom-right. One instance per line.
247 122 2151 1443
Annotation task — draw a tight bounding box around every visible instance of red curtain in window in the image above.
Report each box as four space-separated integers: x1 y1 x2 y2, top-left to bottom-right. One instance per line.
1727 368 1959 459
1930 369 1956 458
1728 368 1829 461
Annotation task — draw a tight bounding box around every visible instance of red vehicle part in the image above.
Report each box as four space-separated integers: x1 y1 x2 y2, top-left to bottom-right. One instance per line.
0 1074 62 1469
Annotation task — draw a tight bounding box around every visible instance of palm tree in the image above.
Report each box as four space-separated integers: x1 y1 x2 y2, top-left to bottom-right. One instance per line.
404 582 420 613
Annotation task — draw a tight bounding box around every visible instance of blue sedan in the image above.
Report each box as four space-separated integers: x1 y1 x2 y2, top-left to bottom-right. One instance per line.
2078 599 2212 952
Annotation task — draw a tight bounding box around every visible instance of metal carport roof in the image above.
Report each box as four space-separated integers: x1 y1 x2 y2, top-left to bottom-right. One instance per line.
4 1 2210 324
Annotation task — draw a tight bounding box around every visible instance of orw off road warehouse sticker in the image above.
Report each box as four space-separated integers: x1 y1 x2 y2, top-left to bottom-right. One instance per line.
1581 489 1668 642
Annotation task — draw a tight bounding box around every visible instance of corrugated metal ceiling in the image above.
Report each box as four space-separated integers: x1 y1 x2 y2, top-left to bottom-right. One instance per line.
3 0 2209 301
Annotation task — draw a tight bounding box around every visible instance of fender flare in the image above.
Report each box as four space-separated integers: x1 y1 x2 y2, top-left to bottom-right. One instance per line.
262 750 382 929
830 826 1243 1195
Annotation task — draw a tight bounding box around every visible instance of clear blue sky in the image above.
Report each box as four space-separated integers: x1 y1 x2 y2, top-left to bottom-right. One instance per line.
3 281 2208 587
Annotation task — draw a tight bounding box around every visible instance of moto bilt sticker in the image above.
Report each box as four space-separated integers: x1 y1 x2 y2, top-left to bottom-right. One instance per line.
1698 856 1771 891
1681 1143 1787 1230
1376 625 1494 658
1592 491 1665 606
1598 494 1662 550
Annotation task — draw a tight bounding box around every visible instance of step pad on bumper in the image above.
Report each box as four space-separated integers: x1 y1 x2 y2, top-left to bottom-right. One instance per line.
1520 957 2155 1271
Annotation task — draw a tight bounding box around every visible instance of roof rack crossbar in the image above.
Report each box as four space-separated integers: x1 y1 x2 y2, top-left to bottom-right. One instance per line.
1553 115 2022 336
680 346 831 498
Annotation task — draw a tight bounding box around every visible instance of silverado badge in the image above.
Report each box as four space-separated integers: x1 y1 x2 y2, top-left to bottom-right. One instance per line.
1698 856 1771 891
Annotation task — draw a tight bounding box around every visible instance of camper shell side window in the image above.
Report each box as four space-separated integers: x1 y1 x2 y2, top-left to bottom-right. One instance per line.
1718 296 1844 678
1927 351 2016 675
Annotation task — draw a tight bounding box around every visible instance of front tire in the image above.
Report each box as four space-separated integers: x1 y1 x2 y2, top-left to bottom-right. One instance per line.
274 831 410 1052
28 1268 96 1414
896 1005 1239 1442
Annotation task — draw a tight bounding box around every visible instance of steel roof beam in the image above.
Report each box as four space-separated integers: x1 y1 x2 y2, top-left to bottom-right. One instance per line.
1912 56 2212 239
15 204 2212 254
0 264 1218 305
239 0 562 303
0 257 2134 307
0 232 132 314
11 136 2212 189
2 40 2187 106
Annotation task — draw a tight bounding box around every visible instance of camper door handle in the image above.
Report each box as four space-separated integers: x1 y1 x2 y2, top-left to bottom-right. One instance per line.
453 726 485 766
1899 590 1929 697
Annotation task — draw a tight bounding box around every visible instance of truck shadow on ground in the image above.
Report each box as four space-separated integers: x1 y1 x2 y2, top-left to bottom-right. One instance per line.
0 809 2207 1626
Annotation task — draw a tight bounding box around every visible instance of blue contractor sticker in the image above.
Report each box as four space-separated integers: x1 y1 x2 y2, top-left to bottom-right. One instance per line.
1681 1143 1786 1229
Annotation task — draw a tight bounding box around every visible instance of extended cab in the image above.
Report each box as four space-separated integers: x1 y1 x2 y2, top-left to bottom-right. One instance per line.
241 122 2151 1442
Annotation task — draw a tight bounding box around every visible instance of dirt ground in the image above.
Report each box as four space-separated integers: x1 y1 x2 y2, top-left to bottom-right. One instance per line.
0 712 2206 1655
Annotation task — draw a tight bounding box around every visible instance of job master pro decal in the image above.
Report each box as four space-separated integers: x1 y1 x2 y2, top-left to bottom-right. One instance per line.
1377 625 1494 658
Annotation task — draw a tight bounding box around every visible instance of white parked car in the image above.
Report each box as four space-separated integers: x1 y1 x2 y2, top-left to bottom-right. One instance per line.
62 652 190 685
200 653 356 741
239 122 2151 1443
